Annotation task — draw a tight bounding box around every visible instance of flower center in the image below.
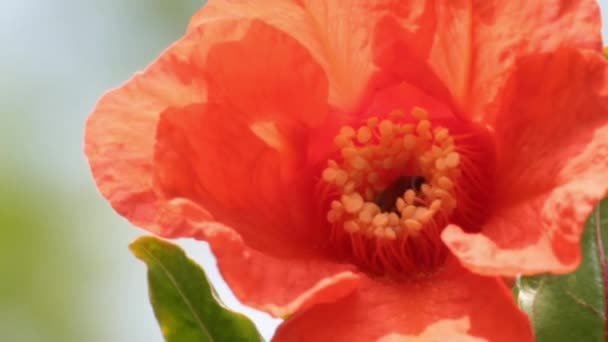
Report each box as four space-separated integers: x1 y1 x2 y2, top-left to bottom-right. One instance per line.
321 106 462 274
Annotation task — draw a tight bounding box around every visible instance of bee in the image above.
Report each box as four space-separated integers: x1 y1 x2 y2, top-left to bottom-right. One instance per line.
375 176 425 213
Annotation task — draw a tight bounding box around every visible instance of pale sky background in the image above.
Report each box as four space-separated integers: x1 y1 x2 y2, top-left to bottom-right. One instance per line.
0 1 607 341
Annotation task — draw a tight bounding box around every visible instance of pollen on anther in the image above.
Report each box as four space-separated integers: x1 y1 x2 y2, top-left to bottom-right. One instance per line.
350 155 369 170
357 126 372 143
335 170 348 186
403 135 417 150
320 104 463 246
411 106 428 120
446 152 460 168
322 168 337 182
402 205 416 218
404 189 416 204
342 193 364 213
373 213 389 227
379 120 394 137
438 176 454 189
405 219 422 231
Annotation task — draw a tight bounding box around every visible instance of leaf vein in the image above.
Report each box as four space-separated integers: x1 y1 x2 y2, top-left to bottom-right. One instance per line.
141 247 214 342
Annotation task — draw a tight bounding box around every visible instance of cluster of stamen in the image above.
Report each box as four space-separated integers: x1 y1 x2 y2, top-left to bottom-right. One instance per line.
321 107 462 242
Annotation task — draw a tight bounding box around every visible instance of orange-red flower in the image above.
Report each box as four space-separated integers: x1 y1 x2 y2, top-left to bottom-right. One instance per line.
85 1 608 341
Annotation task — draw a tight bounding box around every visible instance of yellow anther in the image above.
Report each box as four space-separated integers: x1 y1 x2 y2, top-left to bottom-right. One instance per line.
388 213 400 226
358 146 373 159
430 199 442 211
396 198 406 211
349 155 369 170
344 220 360 233
359 209 374 223
365 202 381 215
403 134 417 150
322 167 337 182
435 158 447 171
367 117 379 128
429 145 442 158
384 229 397 240
334 134 351 148
414 208 434 224
433 188 451 200
322 105 462 242
438 176 454 189
434 127 449 142
400 124 415 134
421 184 432 196
357 126 372 144
404 219 422 231
379 120 394 137
445 152 460 168
342 193 364 213
401 205 416 218
341 147 358 159
340 126 356 137
422 211 436 224
343 181 356 194
416 120 431 135
373 213 389 227
331 200 343 209
411 106 428 120
404 189 416 204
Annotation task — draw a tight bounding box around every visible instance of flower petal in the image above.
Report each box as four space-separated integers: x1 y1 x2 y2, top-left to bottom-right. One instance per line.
272 258 533 342
191 0 423 110
157 198 360 318
373 0 468 112
155 102 323 251
374 0 602 121
203 20 329 128
443 49 608 276
84 26 210 232
87 16 330 245
379 318 486 342
469 0 602 123
154 20 330 251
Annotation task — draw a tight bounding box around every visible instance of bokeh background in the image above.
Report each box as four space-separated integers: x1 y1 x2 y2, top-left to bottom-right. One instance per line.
1 1 608 341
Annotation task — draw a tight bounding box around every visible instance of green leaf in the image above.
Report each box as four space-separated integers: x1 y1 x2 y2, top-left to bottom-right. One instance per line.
130 236 265 342
517 200 608 342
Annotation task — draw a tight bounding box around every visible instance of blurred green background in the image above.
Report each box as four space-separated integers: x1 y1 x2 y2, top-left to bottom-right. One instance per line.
1 1 607 341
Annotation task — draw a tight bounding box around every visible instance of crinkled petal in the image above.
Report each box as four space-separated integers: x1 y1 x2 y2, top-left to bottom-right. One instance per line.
153 19 330 251
373 0 468 113
87 16 330 248
155 102 324 252
469 0 602 123
191 0 431 111
443 49 608 276
374 0 602 120
84 26 210 232
156 198 360 318
272 258 533 342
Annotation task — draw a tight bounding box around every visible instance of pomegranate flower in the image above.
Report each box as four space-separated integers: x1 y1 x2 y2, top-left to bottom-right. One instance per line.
85 1 608 341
